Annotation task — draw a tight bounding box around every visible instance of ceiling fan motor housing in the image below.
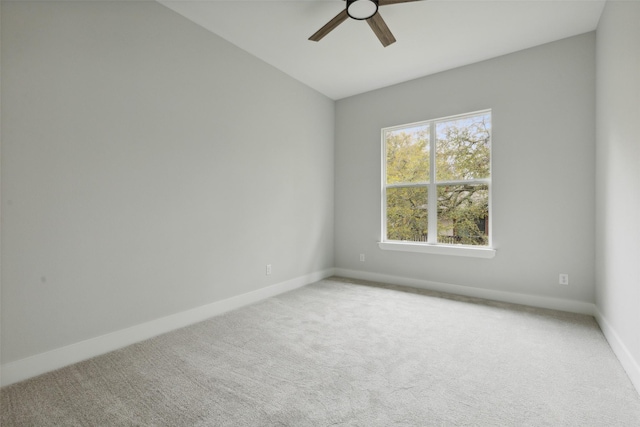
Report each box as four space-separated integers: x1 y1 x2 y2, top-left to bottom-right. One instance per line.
347 0 379 20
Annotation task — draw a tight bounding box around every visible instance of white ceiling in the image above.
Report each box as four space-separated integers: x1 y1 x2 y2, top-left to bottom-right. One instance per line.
159 0 605 100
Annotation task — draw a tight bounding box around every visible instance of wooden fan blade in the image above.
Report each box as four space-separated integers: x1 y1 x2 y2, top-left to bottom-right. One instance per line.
309 9 349 42
367 13 396 47
379 0 422 5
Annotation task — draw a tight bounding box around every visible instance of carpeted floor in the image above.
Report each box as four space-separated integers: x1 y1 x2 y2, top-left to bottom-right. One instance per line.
2 277 640 426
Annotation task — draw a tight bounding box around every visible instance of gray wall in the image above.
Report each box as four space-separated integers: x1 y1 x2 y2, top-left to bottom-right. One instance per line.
1 1 335 363
595 1 640 383
335 33 596 303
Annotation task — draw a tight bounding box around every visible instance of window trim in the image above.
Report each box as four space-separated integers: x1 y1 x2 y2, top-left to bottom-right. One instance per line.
378 241 496 258
380 109 494 258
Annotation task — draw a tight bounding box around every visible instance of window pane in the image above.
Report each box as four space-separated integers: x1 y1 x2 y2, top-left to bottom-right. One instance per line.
437 184 488 246
385 125 430 184
386 187 428 241
436 113 490 182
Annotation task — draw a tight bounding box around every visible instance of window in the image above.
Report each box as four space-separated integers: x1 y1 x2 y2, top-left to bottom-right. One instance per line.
380 110 494 257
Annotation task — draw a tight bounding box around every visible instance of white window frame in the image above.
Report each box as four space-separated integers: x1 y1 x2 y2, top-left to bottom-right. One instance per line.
378 110 496 259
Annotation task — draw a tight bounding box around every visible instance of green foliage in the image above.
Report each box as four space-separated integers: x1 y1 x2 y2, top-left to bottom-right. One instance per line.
436 117 490 181
385 115 490 246
437 185 489 245
386 127 429 184
386 187 428 241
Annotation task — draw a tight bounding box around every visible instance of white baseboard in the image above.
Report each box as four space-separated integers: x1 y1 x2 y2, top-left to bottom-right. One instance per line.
0 268 335 387
594 308 640 395
333 268 596 315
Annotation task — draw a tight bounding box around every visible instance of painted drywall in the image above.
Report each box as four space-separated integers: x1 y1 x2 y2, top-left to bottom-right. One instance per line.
595 1 640 389
0 0 3 371
335 33 596 304
1 1 334 364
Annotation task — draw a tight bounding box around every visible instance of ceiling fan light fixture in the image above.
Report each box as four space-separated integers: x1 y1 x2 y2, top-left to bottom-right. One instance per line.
347 0 379 20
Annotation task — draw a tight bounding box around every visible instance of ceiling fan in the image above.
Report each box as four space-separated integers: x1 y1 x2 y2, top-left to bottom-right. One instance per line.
309 0 421 47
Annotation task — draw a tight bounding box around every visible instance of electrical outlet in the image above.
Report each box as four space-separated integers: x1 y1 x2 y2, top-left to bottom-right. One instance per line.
559 274 569 285
266 264 272 275
360 254 365 262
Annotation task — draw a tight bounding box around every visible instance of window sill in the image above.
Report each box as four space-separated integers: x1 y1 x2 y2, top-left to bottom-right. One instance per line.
378 241 496 259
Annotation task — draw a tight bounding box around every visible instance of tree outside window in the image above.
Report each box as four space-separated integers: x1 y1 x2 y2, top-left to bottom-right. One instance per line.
383 111 491 246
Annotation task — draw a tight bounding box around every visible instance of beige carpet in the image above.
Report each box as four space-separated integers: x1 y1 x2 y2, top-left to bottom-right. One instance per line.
2 277 640 426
